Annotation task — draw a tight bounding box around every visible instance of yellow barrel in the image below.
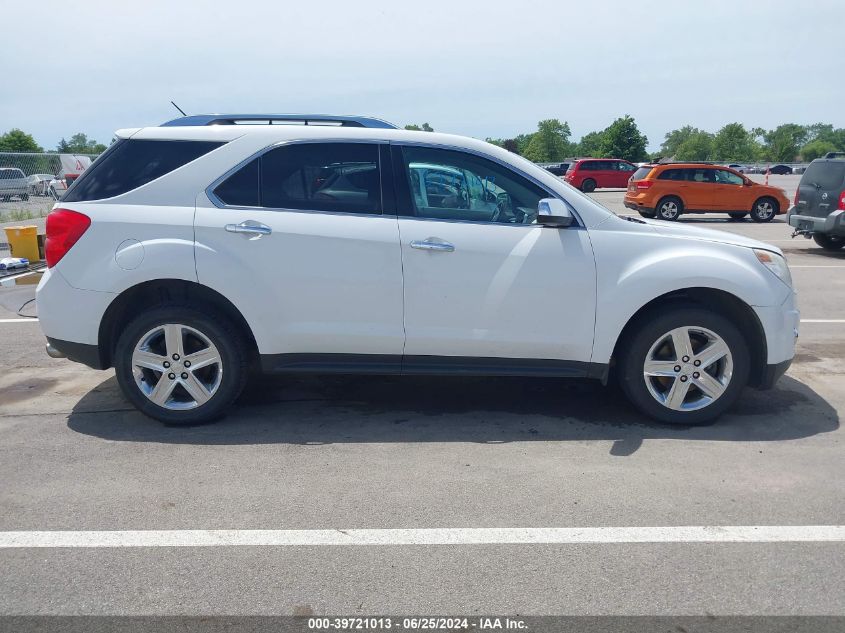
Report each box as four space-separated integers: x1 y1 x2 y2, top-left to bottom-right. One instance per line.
3 225 40 263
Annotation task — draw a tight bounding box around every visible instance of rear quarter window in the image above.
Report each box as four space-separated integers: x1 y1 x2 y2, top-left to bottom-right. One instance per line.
802 161 845 191
63 139 224 202
632 167 653 180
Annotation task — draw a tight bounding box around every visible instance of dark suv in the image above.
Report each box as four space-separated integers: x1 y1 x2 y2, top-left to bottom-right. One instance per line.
788 153 845 251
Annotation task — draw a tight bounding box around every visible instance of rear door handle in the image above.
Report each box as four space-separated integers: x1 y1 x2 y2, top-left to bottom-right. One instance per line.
410 239 455 252
225 221 272 236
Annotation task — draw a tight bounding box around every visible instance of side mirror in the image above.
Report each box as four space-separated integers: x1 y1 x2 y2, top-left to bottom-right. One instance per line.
537 198 573 227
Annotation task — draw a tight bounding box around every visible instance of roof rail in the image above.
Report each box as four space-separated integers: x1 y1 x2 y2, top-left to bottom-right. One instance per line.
824 151 845 159
160 114 398 129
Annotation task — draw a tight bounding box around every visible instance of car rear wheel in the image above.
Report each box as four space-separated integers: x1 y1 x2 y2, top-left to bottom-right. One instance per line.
728 212 747 221
581 178 596 193
656 197 683 221
813 233 845 251
114 305 249 424
750 197 778 222
618 307 749 425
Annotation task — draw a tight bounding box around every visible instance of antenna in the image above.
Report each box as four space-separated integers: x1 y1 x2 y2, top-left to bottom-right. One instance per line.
170 101 187 117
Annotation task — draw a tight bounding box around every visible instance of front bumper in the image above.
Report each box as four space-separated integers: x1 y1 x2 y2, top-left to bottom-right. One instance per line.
751 291 799 389
787 207 845 236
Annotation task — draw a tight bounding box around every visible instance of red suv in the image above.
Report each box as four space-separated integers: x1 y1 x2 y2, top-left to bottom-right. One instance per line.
565 158 638 192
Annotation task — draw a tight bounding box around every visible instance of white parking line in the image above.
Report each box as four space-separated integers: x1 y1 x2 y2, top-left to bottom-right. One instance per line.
790 265 845 269
0 526 843 548
801 319 845 323
0 318 38 323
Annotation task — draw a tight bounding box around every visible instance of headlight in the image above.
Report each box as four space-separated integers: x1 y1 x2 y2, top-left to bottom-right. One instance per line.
754 248 792 286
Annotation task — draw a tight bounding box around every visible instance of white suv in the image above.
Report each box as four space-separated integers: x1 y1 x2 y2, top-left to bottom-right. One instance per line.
36 114 799 425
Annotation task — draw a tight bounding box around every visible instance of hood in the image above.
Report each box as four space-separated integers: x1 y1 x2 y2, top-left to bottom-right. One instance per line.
642 218 783 255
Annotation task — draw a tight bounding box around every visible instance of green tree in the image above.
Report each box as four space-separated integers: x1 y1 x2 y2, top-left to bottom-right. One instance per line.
660 125 699 157
674 130 714 161
801 139 838 162
404 123 434 132
575 130 605 157
712 123 757 161
523 119 573 162
0 129 43 152
762 124 807 162
58 132 107 153
598 115 648 162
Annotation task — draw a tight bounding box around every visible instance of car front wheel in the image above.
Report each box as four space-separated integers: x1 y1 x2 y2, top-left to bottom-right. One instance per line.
618 307 749 425
114 306 249 424
750 198 778 222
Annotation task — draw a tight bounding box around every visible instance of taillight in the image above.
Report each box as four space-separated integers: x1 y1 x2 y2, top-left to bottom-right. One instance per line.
636 180 654 190
839 191 845 211
45 208 91 268
794 188 800 207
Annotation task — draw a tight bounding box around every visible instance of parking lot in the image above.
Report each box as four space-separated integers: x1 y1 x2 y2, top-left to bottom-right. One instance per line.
1 177 844 619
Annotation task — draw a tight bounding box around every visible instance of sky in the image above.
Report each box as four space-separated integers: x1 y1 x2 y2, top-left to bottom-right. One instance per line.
2 0 844 152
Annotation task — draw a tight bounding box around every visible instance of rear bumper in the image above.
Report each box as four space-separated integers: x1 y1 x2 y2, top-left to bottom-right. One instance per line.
623 200 652 212
45 337 106 369
787 207 845 236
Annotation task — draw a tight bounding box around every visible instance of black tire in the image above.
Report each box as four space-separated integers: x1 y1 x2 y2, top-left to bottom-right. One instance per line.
656 196 683 221
638 210 656 218
813 233 845 251
581 178 597 193
114 305 249 424
728 212 747 221
20 193 29 201
750 197 778 222
617 306 750 425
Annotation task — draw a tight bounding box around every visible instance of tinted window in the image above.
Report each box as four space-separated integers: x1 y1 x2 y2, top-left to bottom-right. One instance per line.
214 158 259 206
632 167 653 180
658 169 684 181
63 139 223 202
399 146 549 224
616 162 636 172
0 169 24 179
803 161 845 190
261 143 380 213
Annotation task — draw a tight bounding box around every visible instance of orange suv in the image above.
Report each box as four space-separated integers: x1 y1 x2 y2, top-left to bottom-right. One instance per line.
623 163 790 222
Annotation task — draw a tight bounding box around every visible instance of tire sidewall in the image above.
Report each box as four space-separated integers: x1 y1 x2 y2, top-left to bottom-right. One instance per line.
813 233 845 251
751 197 777 222
657 197 682 221
114 306 247 424
581 179 596 193
618 307 750 425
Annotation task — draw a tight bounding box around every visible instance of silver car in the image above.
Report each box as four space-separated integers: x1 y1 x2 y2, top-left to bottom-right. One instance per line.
0 167 29 201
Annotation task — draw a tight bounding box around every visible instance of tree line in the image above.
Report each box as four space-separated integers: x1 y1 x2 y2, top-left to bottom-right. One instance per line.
4 119 844 163
0 129 107 154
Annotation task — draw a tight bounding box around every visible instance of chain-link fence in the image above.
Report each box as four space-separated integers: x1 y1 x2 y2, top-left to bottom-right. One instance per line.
0 152 99 224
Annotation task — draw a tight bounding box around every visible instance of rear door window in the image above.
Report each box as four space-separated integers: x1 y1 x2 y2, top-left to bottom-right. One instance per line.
260 143 381 213
63 139 224 202
213 142 382 214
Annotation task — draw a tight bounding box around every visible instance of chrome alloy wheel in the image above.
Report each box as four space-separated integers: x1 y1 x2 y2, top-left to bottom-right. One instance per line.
659 200 679 219
131 323 223 410
642 326 733 412
754 200 774 220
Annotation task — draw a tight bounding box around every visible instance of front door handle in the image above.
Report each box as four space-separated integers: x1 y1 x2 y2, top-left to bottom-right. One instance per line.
225 221 272 236
410 239 455 252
